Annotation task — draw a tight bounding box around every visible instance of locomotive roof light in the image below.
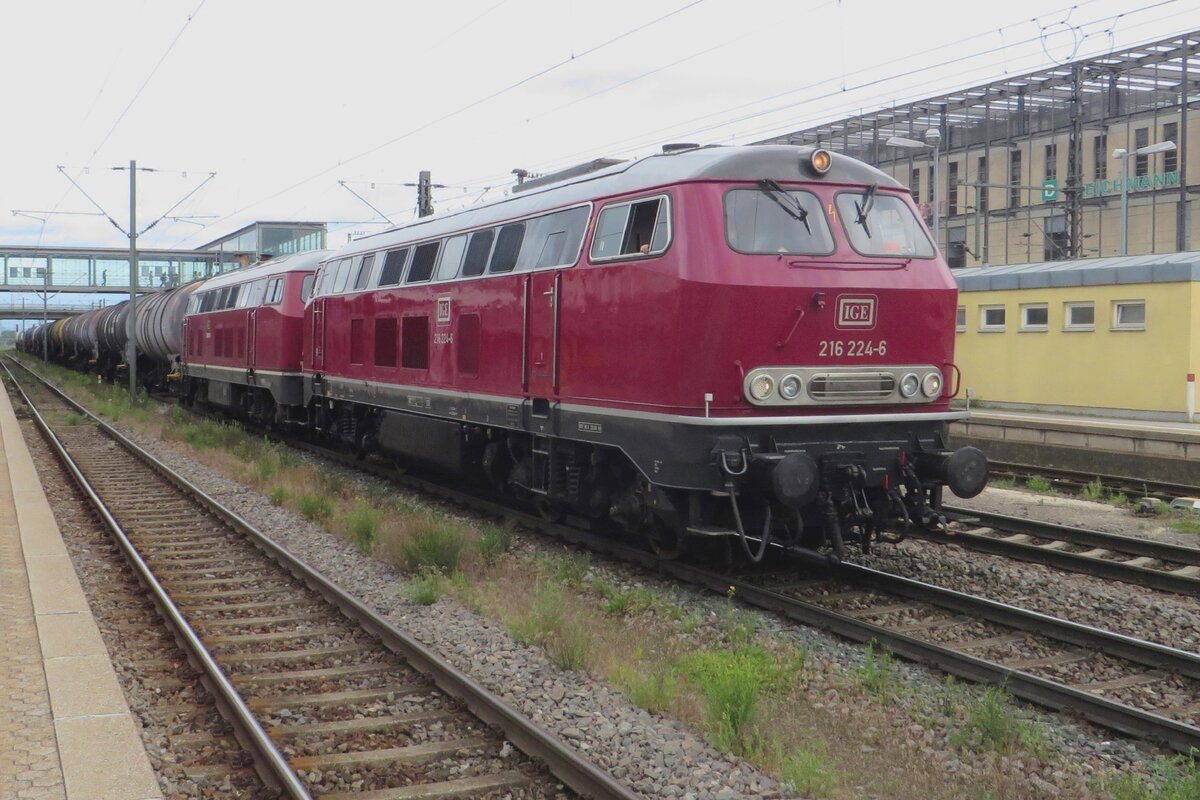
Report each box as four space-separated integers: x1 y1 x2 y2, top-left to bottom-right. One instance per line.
807 149 833 176
922 370 943 398
779 374 802 400
899 373 920 399
749 374 775 401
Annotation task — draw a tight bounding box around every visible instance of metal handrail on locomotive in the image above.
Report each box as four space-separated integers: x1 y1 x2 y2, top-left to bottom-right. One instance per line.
21 144 987 563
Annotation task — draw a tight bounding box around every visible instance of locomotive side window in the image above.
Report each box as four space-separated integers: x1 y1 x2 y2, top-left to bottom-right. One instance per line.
590 195 670 261
436 235 467 281
519 205 589 270
835 192 935 258
332 258 355 293
401 315 429 369
457 313 481 375
462 230 495 277
352 254 376 291
225 285 241 309
350 318 366 365
406 242 440 283
200 291 216 313
301 274 316 301
489 224 523 273
724 188 834 255
377 248 409 287
264 277 285 305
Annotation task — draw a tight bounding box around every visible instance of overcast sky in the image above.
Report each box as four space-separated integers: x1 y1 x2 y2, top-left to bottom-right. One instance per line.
2 0 1196 253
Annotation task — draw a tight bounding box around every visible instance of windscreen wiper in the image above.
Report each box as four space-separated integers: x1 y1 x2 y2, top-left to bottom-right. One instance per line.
757 179 811 234
854 183 878 238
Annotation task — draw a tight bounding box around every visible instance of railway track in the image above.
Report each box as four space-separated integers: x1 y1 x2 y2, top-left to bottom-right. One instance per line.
14 358 1200 757
987 461 1200 505
904 506 1200 596
3 358 637 800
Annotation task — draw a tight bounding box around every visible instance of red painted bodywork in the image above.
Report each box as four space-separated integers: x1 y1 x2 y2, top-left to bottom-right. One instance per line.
304 180 957 417
184 269 314 374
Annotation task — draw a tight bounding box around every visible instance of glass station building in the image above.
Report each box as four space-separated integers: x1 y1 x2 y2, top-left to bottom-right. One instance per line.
758 30 1199 268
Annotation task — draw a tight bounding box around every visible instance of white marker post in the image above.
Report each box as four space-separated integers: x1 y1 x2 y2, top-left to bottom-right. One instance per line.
1188 373 1196 423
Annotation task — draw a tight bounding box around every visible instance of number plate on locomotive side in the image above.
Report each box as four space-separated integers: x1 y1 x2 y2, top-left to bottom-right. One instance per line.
818 339 888 357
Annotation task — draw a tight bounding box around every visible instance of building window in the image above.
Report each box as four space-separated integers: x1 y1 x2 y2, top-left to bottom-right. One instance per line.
1044 143 1057 183
1020 304 1048 331
947 161 959 217
910 168 921 205
1009 150 1022 209
1134 128 1149 177
976 156 988 214
955 306 966 332
980 305 1006 331
1064 302 1094 331
1112 300 1145 331
1164 122 1178 173
1093 134 1107 180
1044 216 1068 261
946 227 966 269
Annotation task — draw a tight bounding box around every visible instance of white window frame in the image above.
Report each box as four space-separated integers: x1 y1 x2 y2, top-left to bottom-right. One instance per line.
1112 300 1146 331
979 305 1006 332
955 305 966 332
1019 303 1048 332
1063 301 1094 331
589 193 672 262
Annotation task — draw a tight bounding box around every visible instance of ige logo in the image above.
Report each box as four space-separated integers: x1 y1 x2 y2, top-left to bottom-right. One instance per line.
835 295 877 330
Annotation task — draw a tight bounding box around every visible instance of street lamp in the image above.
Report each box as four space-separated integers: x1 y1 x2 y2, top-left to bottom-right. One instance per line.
886 128 943 243
1112 140 1176 256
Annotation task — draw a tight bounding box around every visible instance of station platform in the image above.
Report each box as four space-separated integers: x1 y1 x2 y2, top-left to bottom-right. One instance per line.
0 388 161 800
950 408 1200 487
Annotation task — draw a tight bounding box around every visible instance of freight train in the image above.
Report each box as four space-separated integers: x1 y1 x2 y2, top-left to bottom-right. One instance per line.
19 144 987 562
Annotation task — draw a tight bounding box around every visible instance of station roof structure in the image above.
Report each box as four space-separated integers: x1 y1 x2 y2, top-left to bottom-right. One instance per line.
954 251 1200 291
756 30 1200 168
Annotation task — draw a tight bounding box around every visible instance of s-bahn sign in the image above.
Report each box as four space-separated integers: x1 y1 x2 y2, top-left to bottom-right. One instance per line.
1082 170 1180 198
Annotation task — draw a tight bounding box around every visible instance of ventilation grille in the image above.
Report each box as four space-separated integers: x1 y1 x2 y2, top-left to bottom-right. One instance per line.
807 372 897 401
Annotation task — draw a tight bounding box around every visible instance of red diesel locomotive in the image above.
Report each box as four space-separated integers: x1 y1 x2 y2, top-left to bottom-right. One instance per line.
298 144 987 561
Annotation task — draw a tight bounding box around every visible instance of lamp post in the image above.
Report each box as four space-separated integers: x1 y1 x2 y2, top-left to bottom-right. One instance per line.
1112 140 1176 256
886 128 942 244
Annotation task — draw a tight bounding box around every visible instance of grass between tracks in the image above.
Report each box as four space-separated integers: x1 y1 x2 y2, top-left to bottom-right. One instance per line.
19 354 1192 799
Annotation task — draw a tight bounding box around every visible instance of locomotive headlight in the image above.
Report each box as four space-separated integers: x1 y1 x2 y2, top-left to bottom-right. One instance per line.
779 374 802 400
899 372 920 398
808 149 833 175
922 370 944 398
750 374 775 401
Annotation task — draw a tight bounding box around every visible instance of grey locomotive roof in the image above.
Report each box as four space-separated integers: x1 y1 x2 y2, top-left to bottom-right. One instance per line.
200 249 332 291
955 251 1200 291
332 145 902 261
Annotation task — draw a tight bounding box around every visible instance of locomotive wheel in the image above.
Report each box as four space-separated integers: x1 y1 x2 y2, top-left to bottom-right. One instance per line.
647 522 686 560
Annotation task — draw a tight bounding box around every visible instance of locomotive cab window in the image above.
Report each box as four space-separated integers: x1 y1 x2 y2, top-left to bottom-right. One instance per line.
332 258 354 293
590 195 670 261
835 192 935 258
264 277 284 305
724 187 833 255
518 205 589 271
301 274 315 301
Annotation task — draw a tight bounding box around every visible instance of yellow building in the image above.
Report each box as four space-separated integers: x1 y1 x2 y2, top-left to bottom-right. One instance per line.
952 253 1200 419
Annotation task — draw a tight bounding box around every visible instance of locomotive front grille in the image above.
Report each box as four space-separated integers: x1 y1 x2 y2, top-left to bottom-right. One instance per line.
807 372 896 401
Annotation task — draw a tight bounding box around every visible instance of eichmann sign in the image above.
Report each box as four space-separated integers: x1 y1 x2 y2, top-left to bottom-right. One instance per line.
1082 170 1180 198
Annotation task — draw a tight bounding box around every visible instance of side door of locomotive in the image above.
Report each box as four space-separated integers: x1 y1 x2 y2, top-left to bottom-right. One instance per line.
524 268 561 402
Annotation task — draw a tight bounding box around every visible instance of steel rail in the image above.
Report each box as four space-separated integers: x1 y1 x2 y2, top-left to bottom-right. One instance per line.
2 361 312 799
5 358 641 800
985 460 1200 503
925 506 1200 596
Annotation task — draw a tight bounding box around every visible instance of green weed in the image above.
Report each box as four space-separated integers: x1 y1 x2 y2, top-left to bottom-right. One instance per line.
64 413 83 426
400 516 467 574
1101 753 1200 800
602 587 657 616
267 486 288 506
344 500 383 554
1110 492 1129 507
989 476 1016 490
857 641 896 697
1170 515 1200 535
508 581 592 671
297 493 334 521
405 567 443 605
170 405 185 425
476 525 513 565
612 663 678 713
1025 475 1053 493
781 746 838 798
1081 477 1105 501
952 686 1048 757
